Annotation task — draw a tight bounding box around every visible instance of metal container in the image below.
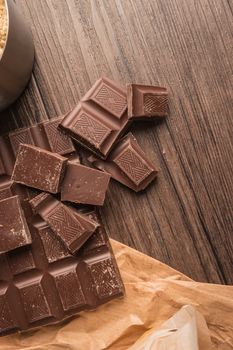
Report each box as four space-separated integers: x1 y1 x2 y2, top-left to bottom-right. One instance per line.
0 0 34 111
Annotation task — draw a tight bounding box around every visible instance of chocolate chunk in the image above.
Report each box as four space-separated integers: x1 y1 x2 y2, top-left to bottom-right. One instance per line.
60 78 130 158
61 162 110 206
89 133 158 192
127 84 168 119
0 180 34 219
30 193 99 254
0 180 16 201
0 134 15 176
12 144 68 194
9 116 76 157
9 126 41 156
82 77 127 118
0 196 32 254
41 117 75 155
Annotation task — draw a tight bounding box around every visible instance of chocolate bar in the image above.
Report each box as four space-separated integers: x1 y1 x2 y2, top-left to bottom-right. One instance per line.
61 162 110 206
88 133 158 192
0 195 31 254
127 84 168 119
30 193 99 254
12 144 68 194
0 113 124 336
0 211 124 336
60 78 130 158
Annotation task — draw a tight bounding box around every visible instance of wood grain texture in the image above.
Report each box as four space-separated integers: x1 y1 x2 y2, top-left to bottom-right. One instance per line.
1 0 232 284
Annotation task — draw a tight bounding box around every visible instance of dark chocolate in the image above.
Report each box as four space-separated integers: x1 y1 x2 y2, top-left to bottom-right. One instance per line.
61 162 110 206
127 84 168 119
0 211 124 336
12 144 68 194
88 133 158 192
60 78 130 159
30 193 99 254
0 195 32 254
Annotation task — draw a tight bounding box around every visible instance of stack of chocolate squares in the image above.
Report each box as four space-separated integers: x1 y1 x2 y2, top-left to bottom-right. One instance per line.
0 78 168 336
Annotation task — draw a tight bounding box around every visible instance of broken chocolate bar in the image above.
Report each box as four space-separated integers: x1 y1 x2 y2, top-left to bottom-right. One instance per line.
60 77 130 158
88 133 158 192
61 162 110 206
0 196 31 254
0 112 124 337
127 84 168 119
0 211 124 336
30 193 99 254
12 144 68 194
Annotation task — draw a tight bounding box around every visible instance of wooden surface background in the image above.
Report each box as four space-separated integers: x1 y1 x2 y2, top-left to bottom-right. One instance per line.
1 0 232 284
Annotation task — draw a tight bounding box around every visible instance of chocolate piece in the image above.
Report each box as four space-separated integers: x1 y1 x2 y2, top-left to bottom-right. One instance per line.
0 134 15 176
0 196 31 254
61 162 110 206
41 117 75 155
30 193 99 254
12 144 68 194
9 116 76 157
0 180 17 201
0 180 34 219
127 84 168 119
60 78 130 159
89 133 158 192
82 77 127 118
0 212 124 336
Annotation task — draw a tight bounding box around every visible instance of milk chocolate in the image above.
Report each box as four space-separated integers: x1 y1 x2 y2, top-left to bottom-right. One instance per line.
0 196 32 254
89 133 158 192
61 162 110 206
9 116 76 157
0 211 124 336
12 144 68 194
30 193 99 254
0 115 124 337
127 84 168 119
60 78 130 158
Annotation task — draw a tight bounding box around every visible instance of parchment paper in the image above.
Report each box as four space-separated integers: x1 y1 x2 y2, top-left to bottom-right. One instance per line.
0 239 232 350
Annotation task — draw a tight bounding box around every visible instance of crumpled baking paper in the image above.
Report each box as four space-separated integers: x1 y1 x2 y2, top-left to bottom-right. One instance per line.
128 305 212 350
0 239 232 350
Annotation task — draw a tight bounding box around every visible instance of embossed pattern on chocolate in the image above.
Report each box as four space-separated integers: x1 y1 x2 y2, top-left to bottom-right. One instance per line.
88 133 158 192
73 112 111 148
42 117 75 155
9 116 76 156
127 84 168 119
114 147 152 186
60 77 130 158
30 193 99 254
91 79 127 118
143 93 168 115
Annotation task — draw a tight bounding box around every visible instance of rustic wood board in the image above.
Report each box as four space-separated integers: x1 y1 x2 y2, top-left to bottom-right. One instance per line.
1 0 232 284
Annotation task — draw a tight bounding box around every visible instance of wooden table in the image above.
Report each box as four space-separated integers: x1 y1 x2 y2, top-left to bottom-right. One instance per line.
1 0 232 284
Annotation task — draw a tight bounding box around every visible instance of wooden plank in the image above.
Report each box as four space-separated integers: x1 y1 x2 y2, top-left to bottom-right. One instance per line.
1 0 232 283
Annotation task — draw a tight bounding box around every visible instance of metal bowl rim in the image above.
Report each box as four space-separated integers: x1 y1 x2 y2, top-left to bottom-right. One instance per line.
1 0 11 61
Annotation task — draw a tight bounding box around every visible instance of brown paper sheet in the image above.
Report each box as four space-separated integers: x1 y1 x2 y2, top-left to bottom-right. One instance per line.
0 239 232 350
128 305 213 350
